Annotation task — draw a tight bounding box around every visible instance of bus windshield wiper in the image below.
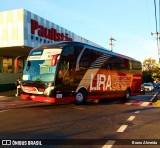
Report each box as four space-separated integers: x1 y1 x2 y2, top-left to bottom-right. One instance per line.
26 61 31 71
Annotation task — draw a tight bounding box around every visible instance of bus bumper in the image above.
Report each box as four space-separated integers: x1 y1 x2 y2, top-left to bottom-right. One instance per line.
20 94 75 103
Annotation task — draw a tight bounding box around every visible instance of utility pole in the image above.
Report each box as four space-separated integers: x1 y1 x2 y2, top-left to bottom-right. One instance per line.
109 36 116 51
151 32 160 63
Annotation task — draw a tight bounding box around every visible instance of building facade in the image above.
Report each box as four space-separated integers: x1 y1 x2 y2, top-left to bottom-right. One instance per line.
0 9 103 91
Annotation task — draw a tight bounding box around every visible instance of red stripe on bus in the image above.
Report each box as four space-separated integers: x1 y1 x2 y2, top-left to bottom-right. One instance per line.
21 94 75 103
88 94 125 100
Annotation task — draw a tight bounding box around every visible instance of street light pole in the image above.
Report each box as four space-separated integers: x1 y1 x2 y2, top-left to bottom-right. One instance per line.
109 36 116 51
151 32 160 63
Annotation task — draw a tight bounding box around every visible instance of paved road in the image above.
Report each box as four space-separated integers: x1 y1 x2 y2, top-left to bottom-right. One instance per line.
0 89 160 147
0 89 159 110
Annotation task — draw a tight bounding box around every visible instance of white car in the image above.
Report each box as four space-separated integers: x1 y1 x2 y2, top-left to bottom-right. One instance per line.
143 83 154 92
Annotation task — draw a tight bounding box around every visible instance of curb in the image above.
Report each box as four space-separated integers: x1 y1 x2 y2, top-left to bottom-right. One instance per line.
150 90 160 102
150 90 160 107
124 101 152 107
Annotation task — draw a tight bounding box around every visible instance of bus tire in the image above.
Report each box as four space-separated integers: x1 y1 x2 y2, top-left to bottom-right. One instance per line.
75 89 87 105
125 89 130 100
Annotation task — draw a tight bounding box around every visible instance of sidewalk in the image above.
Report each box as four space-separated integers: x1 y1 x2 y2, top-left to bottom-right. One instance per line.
0 89 44 110
152 92 160 107
0 89 22 101
0 89 16 97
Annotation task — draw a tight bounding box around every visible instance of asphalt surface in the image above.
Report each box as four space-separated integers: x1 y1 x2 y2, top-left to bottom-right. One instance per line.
0 89 45 110
0 89 160 111
0 89 160 148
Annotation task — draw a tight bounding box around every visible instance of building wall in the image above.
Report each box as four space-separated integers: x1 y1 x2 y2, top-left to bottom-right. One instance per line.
0 73 22 91
23 9 74 48
0 9 24 47
23 9 103 48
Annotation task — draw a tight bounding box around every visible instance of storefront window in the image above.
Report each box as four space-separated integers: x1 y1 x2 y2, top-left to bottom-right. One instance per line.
3 57 13 73
14 57 27 73
17 58 24 73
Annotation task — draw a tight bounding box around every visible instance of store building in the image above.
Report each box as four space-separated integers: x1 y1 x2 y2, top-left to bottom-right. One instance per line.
0 8 103 91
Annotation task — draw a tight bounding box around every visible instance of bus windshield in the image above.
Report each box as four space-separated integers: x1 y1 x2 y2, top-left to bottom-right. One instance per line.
23 48 62 83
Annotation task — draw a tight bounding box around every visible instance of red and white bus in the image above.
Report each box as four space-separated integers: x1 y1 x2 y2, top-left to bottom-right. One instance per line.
19 41 142 104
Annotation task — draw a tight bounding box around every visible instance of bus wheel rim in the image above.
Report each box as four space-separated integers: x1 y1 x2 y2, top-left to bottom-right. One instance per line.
126 91 130 99
76 93 83 102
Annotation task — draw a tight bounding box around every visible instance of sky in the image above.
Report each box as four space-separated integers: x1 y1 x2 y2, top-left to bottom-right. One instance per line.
0 0 159 62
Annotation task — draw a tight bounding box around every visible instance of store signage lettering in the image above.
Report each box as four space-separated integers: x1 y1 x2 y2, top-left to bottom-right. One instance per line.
31 19 72 41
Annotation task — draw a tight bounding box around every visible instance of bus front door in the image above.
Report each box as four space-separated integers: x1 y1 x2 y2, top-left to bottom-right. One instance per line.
57 60 75 97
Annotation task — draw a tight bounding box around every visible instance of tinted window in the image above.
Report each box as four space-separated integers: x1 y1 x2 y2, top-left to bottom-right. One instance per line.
132 61 142 70
106 56 130 70
79 48 90 69
74 46 84 61
89 49 105 69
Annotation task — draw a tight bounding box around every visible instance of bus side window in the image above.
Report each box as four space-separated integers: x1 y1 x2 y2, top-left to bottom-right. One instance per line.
74 46 85 71
57 60 68 83
79 49 90 69
132 61 142 70
58 45 76 83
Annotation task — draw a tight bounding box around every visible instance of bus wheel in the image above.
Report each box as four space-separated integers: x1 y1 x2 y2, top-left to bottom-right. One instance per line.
75 89 87 105
125 89 130 100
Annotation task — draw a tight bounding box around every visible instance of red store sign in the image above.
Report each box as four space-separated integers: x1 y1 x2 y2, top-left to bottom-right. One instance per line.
31 19 73 41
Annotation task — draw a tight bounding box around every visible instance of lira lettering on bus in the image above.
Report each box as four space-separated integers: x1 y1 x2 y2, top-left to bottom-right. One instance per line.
90 74 112 91
90 74 132 91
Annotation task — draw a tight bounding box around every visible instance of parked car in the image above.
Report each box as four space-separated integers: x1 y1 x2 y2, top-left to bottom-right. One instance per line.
156 83 160 89
141 84 145 94
143 83 154 92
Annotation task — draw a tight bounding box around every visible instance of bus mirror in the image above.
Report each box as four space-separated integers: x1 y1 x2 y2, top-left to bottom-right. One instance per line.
51 55 58 66
15 59 18 68
15 56 20 68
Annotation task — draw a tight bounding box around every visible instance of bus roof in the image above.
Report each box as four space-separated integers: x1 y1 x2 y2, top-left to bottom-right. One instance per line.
32 41 140 62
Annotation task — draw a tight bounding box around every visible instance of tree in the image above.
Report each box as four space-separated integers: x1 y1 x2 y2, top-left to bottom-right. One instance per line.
152 63 160 82
142 71 154 83
142 58 157 71
142 58 160 83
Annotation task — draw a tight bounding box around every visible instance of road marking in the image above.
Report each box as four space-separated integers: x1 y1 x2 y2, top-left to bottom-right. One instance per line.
117 125 128 132
127 116 135 121
140 102 150 107
150 90 160 102
0 109 10 113
102 140 115 148
76 107 85 110
0 96 6 98
134 111 140 114
125 102 132 105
